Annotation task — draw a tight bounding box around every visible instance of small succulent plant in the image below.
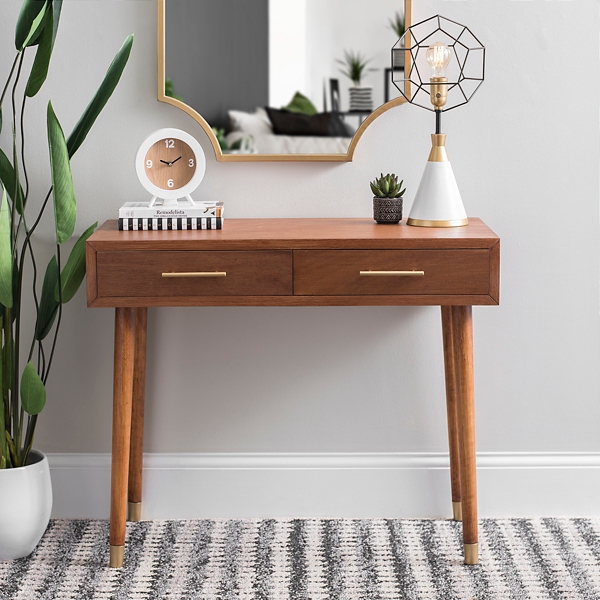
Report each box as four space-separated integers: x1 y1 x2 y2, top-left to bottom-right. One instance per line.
370 173 406 199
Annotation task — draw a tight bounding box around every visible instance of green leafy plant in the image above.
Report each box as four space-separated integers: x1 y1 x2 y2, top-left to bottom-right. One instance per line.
165 78 184 102
0 0 133 469
370 173 406 198
336 50 375 87
389 11 405 39
211 128 251 153
212 127 228 151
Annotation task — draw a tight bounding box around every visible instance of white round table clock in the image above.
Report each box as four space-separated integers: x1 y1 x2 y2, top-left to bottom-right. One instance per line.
135 128 206 207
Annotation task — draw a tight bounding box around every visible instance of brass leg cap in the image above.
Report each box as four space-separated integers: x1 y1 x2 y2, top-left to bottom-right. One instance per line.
128 502 142 522
109 545 124 568
463 543 479 565
452 501 463 522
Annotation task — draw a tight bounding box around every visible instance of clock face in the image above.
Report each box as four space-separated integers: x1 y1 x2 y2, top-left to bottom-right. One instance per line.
143 137 196 191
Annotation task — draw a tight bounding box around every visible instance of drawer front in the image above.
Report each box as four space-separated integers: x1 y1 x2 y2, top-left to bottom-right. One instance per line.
97 251 292 297
294 250 491 296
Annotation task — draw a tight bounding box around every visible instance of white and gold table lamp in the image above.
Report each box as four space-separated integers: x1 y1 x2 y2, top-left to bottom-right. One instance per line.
392 16 485 227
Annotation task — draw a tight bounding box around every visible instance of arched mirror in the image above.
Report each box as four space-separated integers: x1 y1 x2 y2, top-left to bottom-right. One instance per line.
158 0 412 162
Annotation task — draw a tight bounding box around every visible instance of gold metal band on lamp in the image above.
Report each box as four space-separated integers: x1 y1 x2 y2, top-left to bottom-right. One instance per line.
109 545 124 568
406 218 468 228
428 133 448 163
360 270 425 277
464 543 479 565
128 502 142 522
452 502 463 522
162 272 227 278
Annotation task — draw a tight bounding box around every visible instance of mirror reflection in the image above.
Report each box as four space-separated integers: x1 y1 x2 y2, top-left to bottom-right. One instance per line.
164 0 408 156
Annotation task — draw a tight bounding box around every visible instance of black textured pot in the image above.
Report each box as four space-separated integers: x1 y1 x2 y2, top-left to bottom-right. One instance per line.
373 196 403 224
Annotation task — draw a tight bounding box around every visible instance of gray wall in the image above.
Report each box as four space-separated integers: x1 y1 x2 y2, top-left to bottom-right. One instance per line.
0 0 597 458
166 0 269 130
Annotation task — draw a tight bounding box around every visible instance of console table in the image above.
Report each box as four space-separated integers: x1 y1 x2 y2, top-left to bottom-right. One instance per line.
86 218 500 568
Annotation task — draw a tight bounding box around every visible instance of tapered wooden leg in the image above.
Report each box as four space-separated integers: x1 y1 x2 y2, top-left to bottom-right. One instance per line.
128 308 148 522
109 307 137 568
452 306 478 565
441 306 462 522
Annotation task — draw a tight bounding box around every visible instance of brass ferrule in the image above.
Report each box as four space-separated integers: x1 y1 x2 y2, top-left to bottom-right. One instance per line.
428 134 448 163
464 543 479 565
109 545 125 568
128 502 142 522
452 501 463 522
430 76 448 109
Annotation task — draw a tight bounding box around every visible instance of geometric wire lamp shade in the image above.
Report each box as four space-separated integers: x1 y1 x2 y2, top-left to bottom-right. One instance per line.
391 15 485 228
392 15 485 112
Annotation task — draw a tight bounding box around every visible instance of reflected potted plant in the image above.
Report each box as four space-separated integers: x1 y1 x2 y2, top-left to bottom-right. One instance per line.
164 78 184 102
0 0 133 560
389 11 406 69
371 173 406 224
211 127 255 155
337 50 376 112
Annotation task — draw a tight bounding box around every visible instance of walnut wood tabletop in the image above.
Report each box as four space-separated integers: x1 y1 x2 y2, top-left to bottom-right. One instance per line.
86 218 500 568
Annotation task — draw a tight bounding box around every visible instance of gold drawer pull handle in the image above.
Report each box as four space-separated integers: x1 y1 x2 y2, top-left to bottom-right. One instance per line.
360 270 425 277
162 272 227 278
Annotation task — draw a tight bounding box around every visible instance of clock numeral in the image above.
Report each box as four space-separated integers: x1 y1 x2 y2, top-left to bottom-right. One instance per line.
189 158 194 168
165 139 175 149
146 160 153 169
167 179 175 188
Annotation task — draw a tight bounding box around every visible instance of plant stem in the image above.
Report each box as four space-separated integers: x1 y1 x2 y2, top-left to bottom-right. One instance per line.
0 315 5 469
22 414 36 463
19 219 41 362
18 406 24 464
20 95 29 203
40 340 46 381
3 311 10 437
0 54 20 110
4 308 15 465
10 53 26 459
26 188 52 239
10 52 24 249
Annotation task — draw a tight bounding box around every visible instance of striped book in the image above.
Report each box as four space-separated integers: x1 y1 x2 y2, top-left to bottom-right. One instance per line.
119 217 223 231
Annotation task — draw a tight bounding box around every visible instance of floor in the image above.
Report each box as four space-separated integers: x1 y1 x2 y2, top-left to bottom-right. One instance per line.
1 518 599 599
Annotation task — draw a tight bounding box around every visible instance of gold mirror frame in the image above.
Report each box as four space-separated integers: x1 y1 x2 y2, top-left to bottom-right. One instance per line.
158 0 412 162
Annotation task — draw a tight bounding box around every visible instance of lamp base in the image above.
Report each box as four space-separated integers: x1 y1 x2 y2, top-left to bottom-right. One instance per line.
407 134 468 228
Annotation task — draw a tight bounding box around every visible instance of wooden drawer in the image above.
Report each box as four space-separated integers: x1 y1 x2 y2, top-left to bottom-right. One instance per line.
293 250 491 296
96 251 292 297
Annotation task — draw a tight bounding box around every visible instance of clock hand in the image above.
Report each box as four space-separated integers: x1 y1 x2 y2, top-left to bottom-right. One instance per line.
171 156 182 165
160 160 170 165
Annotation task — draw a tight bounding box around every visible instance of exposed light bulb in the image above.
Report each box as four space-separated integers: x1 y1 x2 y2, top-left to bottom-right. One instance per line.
426 42 451 78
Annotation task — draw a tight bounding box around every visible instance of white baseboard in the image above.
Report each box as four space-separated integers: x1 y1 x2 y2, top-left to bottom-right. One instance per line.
47 452 600 519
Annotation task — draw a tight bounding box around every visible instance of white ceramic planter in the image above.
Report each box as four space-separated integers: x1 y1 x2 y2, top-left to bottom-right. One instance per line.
0 450 52 560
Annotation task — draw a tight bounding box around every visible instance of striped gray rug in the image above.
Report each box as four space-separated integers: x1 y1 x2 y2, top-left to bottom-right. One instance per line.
1 519 600 599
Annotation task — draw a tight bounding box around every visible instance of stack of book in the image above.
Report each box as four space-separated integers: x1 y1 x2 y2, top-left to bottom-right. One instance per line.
118 201 224 231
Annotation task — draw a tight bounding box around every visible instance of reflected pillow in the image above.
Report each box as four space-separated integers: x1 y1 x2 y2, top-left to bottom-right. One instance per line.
228 108 273 135
266 108 352 138
329 113 355 137
283 92 318 116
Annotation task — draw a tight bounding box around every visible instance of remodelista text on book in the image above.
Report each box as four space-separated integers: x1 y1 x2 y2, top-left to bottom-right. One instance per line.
119 201 224 219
